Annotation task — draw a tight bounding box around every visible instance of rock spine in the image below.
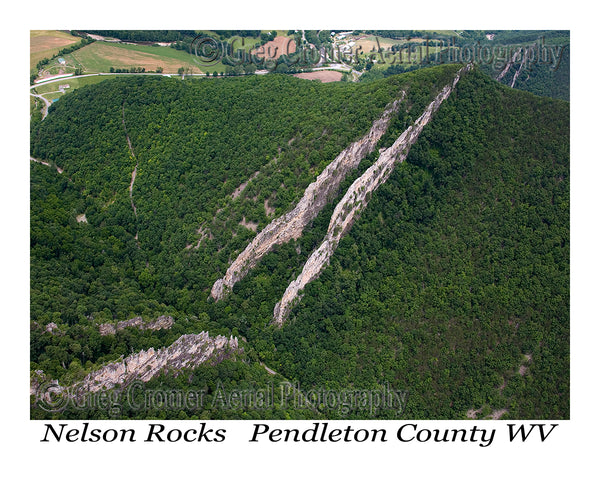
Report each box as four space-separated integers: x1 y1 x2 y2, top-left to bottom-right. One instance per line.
31 332 241 396
210 94 406 301
273 65 472 325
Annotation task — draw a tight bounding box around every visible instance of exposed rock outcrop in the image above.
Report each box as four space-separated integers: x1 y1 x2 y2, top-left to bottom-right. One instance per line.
210 94 406 300
98 323 117 336
98 315 174 336
496 47 533 88
496 50 521 81
45 322 59 334
31 332 241 396
273 65 472 325
510 46 534 88
81 332 240 393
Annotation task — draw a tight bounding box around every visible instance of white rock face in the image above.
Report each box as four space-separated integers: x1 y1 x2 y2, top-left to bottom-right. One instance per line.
82 332 240 392
273 65 472 325
210 94 406 301
31 332 242 396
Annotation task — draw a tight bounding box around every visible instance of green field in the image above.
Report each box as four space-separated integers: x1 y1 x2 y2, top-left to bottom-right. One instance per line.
37 33 295 79
73 42 197 73
36 41 205 76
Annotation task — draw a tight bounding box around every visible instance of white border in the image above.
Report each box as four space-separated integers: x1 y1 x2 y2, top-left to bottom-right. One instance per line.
4 1 597 478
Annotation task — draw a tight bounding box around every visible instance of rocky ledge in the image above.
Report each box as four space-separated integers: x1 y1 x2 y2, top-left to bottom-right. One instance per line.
98 315 174 336
273 65 472 325
31 332 241 396
210 94 406 301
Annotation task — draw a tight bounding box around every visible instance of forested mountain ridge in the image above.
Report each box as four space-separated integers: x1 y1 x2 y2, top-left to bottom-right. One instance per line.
210 92 408 302
272 65 472 324
30 64 568 420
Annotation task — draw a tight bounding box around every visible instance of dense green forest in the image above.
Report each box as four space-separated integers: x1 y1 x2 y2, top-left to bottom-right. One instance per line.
30 65 568 420
359 30 569 101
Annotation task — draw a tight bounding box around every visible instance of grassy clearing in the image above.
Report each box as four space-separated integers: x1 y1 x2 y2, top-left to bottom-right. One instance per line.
229 35 262 52
33 75 121 105
35 33 293 79
43 92 63 102
30 30 80 69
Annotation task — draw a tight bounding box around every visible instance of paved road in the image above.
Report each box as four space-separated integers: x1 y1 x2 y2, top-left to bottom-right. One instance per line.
30 72 177 89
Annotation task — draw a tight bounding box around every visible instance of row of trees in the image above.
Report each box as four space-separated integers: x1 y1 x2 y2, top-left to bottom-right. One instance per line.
84 30 197 42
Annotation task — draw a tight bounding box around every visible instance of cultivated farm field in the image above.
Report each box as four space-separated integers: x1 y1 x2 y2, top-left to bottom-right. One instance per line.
293 71 343 82
30 30 80 69
69 42 205 74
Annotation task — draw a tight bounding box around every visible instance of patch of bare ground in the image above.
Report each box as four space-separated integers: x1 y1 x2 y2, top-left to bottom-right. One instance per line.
185 226 213 250
519 353 533 376
231 171 259 200
30 157 50 167
231 182 247 200
260 362 278 375
239 217 258 232
487 409 508 420
468 407 509 420
252 36 296 60
31 34 79 52
293 71 343 83
76 213 87 223
30 157 63 174
86 34 107 41
103 196 116 208
467 408 482 419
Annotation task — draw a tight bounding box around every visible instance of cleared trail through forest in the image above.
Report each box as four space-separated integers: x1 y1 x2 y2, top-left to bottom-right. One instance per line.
273 64 472 325
30 156 63 174
122 103 139 242
210 94 406 301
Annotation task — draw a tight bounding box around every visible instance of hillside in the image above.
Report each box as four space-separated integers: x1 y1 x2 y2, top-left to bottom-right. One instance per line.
30 65 569 420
